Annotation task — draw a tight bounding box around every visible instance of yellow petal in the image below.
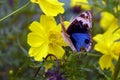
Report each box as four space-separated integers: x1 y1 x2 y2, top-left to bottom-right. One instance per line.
93 31 119 55
105 20 119 34
40 15 57 32
31 0 39 3
29 21 45 34
57 21 70 31
110 62 114 74
94 43 109 55
29 47 38 57
100 12 115 30
29 43 48 61
93 34 109 54
93 34 103 43
49 45 65 59
70 0 91 10
112 42 120 56
57 21 70 46
103 26 120 48
27 33 46 47
38 0 64 16
99 55 112 70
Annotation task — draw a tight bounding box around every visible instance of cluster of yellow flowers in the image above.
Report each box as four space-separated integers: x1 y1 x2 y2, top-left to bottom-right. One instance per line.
27 0 120 74
93 12 120 73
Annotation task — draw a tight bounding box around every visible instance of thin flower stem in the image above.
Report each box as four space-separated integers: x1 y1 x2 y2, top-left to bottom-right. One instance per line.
0 1 30 22
85 52 101 57
76 52 101 57
113 56 120 80
45 54 60 69
33 66 41 79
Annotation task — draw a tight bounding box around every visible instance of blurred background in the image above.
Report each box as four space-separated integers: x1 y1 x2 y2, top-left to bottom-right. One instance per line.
0 0 42 79
0 0 119 80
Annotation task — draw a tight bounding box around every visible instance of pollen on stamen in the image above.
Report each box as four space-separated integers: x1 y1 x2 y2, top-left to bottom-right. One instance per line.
48 31 60 46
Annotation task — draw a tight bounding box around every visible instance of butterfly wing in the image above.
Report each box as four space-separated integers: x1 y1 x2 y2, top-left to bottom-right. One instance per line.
66 11 92 35
60 15 77 51
61 27 77 51
76 11 92 29
65 11 92 52
71 33 92 52
60 11 92 52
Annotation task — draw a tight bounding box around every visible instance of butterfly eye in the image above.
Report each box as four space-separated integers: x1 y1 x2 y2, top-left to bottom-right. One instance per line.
84 39 89 44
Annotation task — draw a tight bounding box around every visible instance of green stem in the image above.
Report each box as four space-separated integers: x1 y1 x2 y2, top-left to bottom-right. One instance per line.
87 53 101 57
34 66 41 79
0 1 30 22
76 52 101 57
113 56 120 80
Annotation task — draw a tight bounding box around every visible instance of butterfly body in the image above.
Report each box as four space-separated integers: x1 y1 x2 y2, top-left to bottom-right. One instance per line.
60 11 92 52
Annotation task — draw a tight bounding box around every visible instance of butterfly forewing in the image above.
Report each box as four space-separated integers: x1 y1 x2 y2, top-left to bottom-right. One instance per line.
66 11 92 35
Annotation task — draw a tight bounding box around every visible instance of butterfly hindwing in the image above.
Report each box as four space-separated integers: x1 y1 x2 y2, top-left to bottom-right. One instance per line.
71 33 92 52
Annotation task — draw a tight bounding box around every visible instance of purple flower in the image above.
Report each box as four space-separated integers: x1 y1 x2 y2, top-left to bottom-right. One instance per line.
46 70 65 80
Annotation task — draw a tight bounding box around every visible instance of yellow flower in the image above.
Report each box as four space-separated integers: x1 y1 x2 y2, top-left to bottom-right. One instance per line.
27 15 69 61
70 0 91 10
112 42 120 56
114 5 120 13
93 25 120 73
100 12 118 30
31 0 64 16
98 55 114 72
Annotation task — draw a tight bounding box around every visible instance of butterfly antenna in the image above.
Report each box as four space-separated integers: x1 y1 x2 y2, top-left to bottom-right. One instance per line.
59 15 66 32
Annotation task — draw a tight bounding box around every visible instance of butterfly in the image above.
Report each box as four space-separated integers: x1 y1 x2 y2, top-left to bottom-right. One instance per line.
60 11 92 52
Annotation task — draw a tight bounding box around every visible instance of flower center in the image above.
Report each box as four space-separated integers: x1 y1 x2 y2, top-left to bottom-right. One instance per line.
48 31 62 46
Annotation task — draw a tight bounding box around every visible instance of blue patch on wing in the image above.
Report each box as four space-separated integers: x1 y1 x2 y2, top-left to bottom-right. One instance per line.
71 33 91 52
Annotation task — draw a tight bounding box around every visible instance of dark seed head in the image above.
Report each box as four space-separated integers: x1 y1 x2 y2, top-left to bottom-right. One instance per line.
72 6 81 14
